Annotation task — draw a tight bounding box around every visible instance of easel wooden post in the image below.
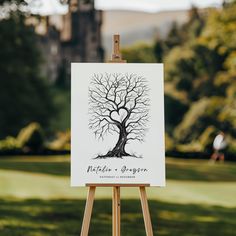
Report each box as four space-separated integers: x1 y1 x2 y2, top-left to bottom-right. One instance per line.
80 35 154 236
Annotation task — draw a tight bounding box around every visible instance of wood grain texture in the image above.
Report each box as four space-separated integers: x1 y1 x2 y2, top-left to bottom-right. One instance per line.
139 186 154 236
112 186 121 236
80 186 96 236
109 34 127 63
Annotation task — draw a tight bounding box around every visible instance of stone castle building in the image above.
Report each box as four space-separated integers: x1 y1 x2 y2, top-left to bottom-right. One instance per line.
38 0 104 82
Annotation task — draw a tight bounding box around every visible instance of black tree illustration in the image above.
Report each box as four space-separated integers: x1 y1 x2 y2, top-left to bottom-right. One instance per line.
89 73 149 158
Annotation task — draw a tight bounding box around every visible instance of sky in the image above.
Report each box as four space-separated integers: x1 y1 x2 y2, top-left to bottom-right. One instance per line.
20 0 224 16
95 0 223 12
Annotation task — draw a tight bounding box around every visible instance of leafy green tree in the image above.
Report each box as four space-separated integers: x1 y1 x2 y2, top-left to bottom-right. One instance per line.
174 97 225 143
121 43 156 63
121 4 236 152
165 22 182 50
200 1 236 53
0 5 56 138
181 6 205 41
165 43 225 101
153 38 165 62
164 94 188 133
55 59 69 89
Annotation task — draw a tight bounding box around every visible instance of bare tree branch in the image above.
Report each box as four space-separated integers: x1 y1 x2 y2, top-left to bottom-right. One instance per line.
88 73 150 158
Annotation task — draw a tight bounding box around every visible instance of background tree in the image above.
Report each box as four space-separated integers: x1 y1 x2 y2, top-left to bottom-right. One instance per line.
55 59 69 89
89 73 149 158
153 38 165 62
121 43 156 63
181 6 205 41
0 2 56 138
165 22 182 50
122 3 236 155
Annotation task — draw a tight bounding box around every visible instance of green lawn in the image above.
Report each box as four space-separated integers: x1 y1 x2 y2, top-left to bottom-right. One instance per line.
0 199 235 236
0 156 235 235
0 156 236 181
0 155 70 176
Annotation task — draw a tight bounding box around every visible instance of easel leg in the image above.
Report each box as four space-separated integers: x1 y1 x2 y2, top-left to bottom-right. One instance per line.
139 186 154 236
112 186 121 236
80 186 96 236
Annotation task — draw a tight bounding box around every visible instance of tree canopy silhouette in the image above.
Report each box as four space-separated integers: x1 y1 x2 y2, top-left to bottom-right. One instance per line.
0 6 55 139
89 73 149 158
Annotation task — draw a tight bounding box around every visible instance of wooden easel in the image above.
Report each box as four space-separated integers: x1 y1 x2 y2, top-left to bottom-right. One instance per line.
80 35 154 236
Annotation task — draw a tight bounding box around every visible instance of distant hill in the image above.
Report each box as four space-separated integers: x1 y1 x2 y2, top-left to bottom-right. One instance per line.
102 10 189 57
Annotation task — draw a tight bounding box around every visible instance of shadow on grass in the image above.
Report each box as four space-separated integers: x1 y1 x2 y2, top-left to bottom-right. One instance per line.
1 158 236 182
0 198 235 236
166 162 236 182
0 161 70 176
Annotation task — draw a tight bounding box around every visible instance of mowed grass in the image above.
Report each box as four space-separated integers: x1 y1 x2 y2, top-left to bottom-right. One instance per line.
167 158 236 182
0 156 236 181
0 199 235 236
0 155 70 176
0 156 236 235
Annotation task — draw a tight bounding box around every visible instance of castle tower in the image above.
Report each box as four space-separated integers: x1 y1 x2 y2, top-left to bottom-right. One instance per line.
61 0 104 62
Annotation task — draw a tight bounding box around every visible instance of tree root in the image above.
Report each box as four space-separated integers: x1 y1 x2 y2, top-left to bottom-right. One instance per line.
94 150 131 159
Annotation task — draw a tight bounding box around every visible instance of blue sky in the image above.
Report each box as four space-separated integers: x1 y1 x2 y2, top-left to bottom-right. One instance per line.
95 0 223 12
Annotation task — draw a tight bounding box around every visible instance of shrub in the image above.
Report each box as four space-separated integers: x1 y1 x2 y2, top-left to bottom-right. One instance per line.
227 138 236 154
165 94 188 132
199 126 218 151
121 43 156 63
174 98 209 142
17 122 44 152
174 97 226 143
48 130 71 151
176 142 202 153
0 136 20 151
165 133 175 151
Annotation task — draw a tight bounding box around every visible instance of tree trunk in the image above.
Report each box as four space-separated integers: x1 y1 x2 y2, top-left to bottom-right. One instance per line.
110 127 130 157
96 125 130 158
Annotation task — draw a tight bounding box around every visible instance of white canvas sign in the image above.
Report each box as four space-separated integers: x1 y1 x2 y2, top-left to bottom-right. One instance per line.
71 63 165 186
